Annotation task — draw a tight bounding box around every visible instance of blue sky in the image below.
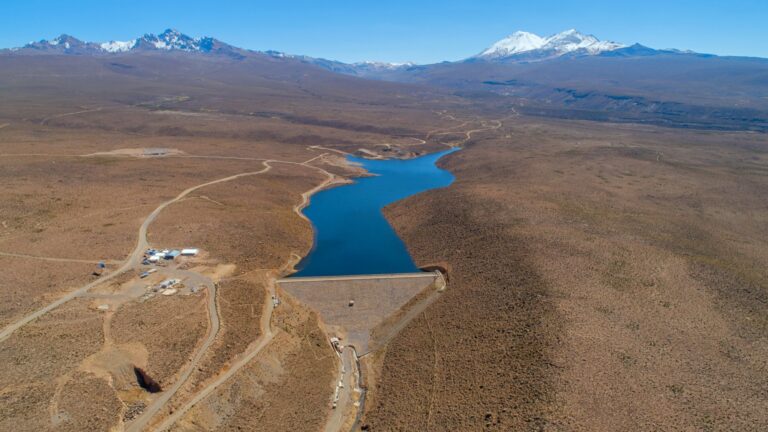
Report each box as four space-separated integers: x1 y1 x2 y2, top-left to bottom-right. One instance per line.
1 0 766 62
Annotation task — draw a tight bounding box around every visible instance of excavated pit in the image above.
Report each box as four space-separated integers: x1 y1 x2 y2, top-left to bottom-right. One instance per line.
133 366 162 393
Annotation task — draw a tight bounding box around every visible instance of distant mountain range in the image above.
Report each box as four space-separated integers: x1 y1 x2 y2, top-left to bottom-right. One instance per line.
4 28 768 132
7 28 725 65
266 29 725 76
12 28 426 76
13 29 247 59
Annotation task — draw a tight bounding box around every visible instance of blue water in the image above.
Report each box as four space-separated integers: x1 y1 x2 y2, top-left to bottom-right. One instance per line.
293 148 458 277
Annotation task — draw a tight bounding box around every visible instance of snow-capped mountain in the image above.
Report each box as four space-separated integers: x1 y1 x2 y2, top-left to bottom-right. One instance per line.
474 29 625 61
21 34 99 54
20 29 238 56
478 31 547 58
337 61 416 78
100 29 216 52
354 61 415 70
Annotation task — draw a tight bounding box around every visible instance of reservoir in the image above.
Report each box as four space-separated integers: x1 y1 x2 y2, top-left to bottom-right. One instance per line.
294 148 458 277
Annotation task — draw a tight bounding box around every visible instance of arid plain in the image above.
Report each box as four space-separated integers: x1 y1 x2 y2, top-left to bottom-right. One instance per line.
1 47 767 432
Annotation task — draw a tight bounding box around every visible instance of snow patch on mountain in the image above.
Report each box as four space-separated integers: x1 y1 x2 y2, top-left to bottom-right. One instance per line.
264 50 414 74
100 40 137 53
543 29 623 54
476 29 625 60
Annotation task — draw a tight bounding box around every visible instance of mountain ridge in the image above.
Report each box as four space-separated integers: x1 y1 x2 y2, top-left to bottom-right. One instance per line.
7 27 754 65
14 29 247 58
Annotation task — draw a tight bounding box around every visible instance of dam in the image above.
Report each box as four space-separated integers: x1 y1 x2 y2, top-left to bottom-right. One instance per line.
277 272 446 355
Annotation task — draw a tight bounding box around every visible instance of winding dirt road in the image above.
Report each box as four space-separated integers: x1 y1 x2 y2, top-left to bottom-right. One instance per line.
124 271 217 432
451 119 503 147
40 107 103 125
0 161 271 343
152 270 279 431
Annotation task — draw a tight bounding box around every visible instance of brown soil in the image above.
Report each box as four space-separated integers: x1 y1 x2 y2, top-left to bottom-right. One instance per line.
0 300 105 432
366 189 556 431
55 372 123 431
0 257 95 327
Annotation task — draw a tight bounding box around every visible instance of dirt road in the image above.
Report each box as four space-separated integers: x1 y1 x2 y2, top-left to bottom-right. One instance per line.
278 272 438 284
125 272 217 432
152 270 279 431
0 251 120 265
323 346 361 432
457 119 503 145
320 273 446 430
0 161 271 343
425 116 506 149
309 145 351 157
40 107 103 125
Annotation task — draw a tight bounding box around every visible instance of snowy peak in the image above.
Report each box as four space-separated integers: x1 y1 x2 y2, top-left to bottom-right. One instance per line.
47 34 79 48
134 28 215 52
479 31 546 58
542 29 623 54
475 29 625 61
23 34 97 53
